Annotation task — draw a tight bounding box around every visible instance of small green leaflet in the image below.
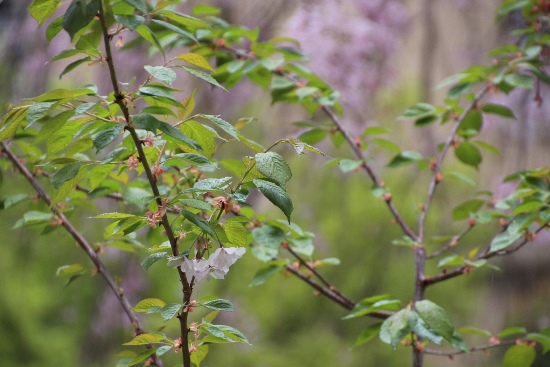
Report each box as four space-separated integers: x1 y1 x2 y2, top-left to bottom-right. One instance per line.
250 260 287 286
141 252 167 270
123 333 168 345
180 66 227 91
253 179 293 223
29 0 60 25
354 323 383 348
144 65 176 86
132 298 166 313
379 308 414 349
181 210 217 238
200 297 235 312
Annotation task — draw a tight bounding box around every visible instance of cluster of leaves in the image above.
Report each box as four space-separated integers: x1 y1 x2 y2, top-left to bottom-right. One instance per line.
1 1 550 367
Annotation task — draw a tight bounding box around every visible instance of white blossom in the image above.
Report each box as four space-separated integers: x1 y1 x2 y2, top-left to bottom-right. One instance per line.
167 247 246 283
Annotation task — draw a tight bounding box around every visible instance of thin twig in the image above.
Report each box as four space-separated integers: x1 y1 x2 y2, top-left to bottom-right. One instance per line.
423 223 548 286
285 244 355 307
0 141 164 367
417 85 490 241
284 264 391 319
427 224 474 259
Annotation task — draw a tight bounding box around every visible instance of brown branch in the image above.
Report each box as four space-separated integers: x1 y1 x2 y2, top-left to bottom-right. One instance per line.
285 244 355 307
423 223 548 286
417 85 490 241
320 105 417 240
96 3 192 366
284 264 391 319
427 224 474 259
0 141 163 367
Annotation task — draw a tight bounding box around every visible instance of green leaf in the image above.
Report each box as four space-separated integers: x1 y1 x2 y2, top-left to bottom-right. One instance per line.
255 152 292 188
176 53 214 71
339 159 363 173
123 0 148 14
62 0 100 40
188 177 232 192
252 224 285 248
193 4 221 16
123 333 167 345
447 171 476 186
343 298 401 320
30 0 60 25
481 103 516 119
199 114 238 140
200 298 235 312
298 128 327 145
452 199 485 221
458 109 483 138
455 142 482 168
354 323 383 348
253 179 294 223
527 333 550 354
511 201 544 215
190 344 208 367
160 303 183 321
458 326 492 337
398 103 437 120
56 263 85 277
157 10 210 31
93 124 124 151
51 162 84 190
135 25 165 57
182 210 217 238
503 344 536 367
250 260 287 286
59 56 92 79
490 229 523 252
150 19 198 43
415 300 455 342
499 327 527 338
220 221 247 247
141 252 167 270
13 211 53 229
46 16 64 41
132 113 201 150
379 308 414 349
27 102 55 124
114 14 144 31
387 151 424 168
128 349 157 367
177 198 211 211
180 65 227 91
132 298 166 312
144 65 177 86
93 212 137 219
504 73 534 89
371 138 402 153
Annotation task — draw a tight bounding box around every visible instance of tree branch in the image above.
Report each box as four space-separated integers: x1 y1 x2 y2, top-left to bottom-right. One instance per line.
96 3 191 366
423 223 548 286
0 141 163 367
417 85 490 241
285 244 355 308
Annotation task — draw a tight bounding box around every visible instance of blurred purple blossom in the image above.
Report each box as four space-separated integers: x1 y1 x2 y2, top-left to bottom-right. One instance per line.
283 0 409 117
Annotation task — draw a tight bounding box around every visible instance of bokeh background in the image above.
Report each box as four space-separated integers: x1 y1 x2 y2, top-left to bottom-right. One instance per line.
0 1 549 367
